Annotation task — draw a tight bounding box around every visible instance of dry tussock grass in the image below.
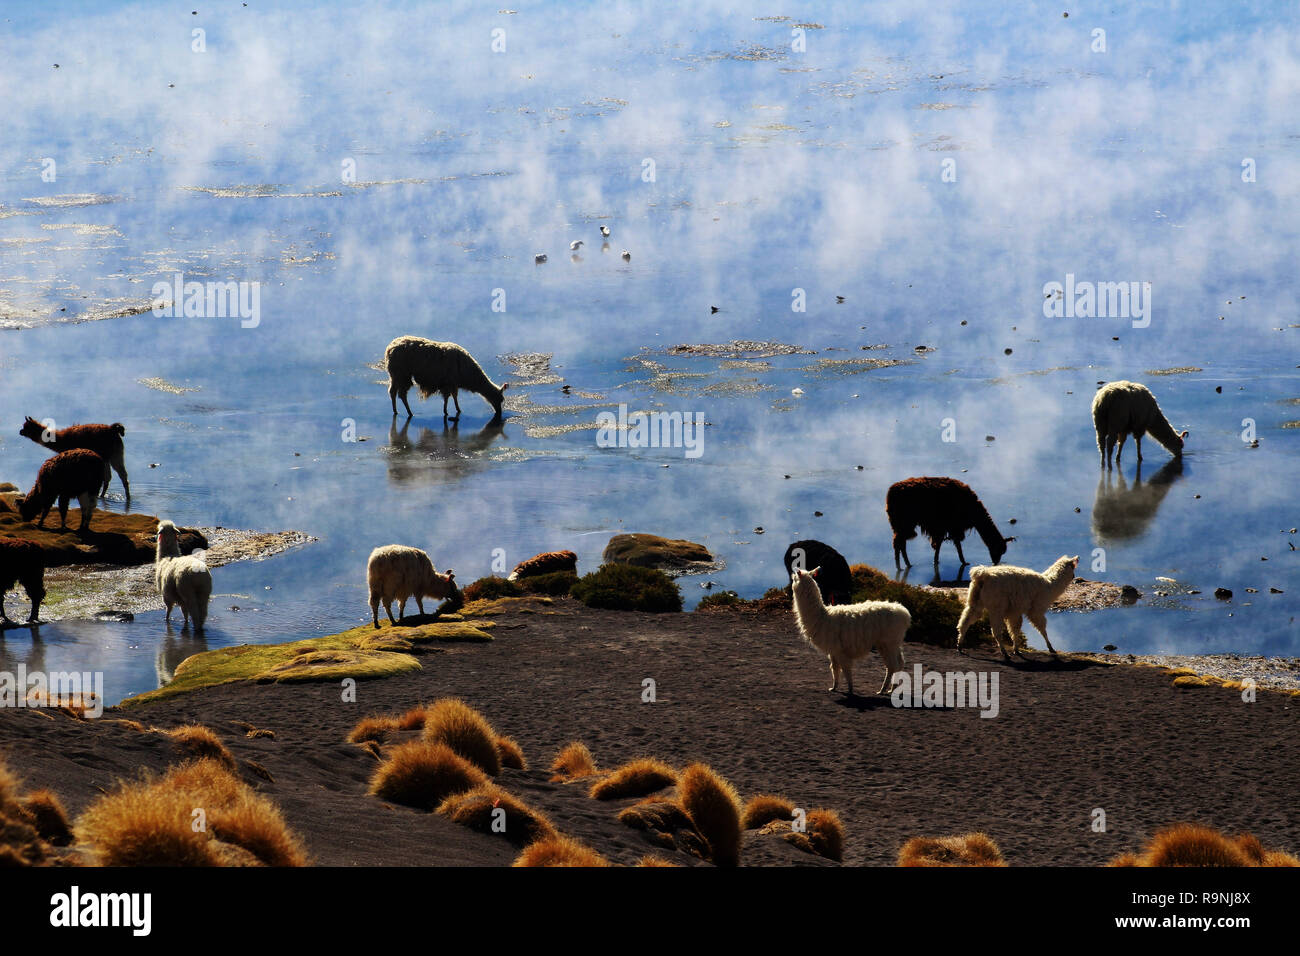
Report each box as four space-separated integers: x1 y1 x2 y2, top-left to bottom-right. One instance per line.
422 699 502 775
368 740 489 810
588 759 676 800
677 763 742 867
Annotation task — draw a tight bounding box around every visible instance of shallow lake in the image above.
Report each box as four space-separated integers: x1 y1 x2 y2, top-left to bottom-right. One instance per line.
1 1 1296 703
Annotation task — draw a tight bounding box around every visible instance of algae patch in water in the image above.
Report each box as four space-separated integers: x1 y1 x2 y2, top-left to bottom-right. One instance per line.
1145 367 1203 376
138 376 200 394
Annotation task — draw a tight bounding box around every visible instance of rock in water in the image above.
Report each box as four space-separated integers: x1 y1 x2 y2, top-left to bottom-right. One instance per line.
602 533 719 575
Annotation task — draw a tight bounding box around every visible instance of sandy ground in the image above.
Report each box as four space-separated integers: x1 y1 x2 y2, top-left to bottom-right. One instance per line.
1 596 1296 867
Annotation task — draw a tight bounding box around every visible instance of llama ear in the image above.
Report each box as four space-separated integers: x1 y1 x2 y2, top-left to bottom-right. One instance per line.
501 382 510 392
1004 536 1017 543
1179 430 1188 439
445 569 455 580
809 566 821 578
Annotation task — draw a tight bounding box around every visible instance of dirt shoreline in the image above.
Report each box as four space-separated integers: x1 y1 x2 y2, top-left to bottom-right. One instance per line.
1 595 1296 867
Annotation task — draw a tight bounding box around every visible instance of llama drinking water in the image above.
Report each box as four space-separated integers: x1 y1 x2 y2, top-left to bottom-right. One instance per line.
1091 381 1187 469
383 336 509 421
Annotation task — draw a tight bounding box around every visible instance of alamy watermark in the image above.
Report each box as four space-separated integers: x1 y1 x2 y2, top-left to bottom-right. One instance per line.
891 665 999 718
0 665 104 718
151 272 261 328
596 404 705 459
1043 273 1150 328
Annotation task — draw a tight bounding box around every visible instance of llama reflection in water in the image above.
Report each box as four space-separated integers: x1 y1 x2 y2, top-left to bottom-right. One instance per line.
155 627 208 687
384 418 508 485
1091 458 1183 543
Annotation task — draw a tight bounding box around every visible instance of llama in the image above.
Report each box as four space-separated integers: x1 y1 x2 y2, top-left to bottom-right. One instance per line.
17 449 105 532
155 520 211 631
886 477 1013 571
20 416 129 500
956 555 1079 659
507 550 578 582
1091 381 1187 469
790 567 909 696
367 544 460 628
782 540 852 605
383 336 509 421
0 537 46 625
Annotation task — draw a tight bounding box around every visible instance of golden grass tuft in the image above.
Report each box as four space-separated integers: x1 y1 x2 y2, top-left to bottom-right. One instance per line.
496 735 528 771
513 834 610 867
741 794 796 830
0 759 47 866
19 790 73 846
436 783 556 847
677 763 743 867
75 758 307 866
368 740 489 810
396 706 428 730
550 741 599 781
347 714 401 744
588 758 676 800
1117 823 1299 867
422 698 502 775
806 809 845 862
1172 675 1212 688
898 832 1007 867
636 855 679 867
245 729 275 740
164 724 236 769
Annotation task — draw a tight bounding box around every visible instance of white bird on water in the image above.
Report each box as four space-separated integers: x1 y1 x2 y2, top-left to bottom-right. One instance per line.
570 240 584 251
534 253 547 264
621 250 631 261
599 225 610 238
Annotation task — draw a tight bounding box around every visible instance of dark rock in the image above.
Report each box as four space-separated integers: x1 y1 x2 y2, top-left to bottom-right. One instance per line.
1214 587 1232 600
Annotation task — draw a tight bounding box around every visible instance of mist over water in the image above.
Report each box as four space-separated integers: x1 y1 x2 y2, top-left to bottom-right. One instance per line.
1 1 1296 703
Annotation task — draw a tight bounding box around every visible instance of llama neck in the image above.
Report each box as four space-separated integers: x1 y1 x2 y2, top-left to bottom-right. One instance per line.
972 505 1003 552
157 538 180 561
792 583 827 641
1145 407 1180 451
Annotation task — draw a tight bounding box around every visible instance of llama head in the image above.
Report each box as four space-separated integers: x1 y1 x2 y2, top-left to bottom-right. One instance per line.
19 417 46 442
791 566 821 597
491 382 510 418
156 520 179 543
1171 429 1188 455
15 494 36 522
990 535 1014 565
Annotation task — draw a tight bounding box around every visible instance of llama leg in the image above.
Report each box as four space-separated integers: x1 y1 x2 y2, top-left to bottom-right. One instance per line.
954 538 967 566
442 394 450 418
78 493 94 531
26 579 44 622
370 597 381 629
164 601 173 625
101 461 111 497
58 494 72 530
1115 433 1127 465
844 659 855 697
991 619 1011 660
397 597 407 621
1029 610 1057 655
452 393 462 419
1135 433 1143 462
384 601 397 626
389 383 401 416
955 603 976 653
1104 433 1116 469
827 657 837 692
112 452 130 500
416 597 425 616
1010 616 1028 657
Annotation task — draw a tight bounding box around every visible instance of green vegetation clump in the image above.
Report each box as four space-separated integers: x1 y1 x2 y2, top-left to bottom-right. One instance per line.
570 564 682 613
847 565 991 647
